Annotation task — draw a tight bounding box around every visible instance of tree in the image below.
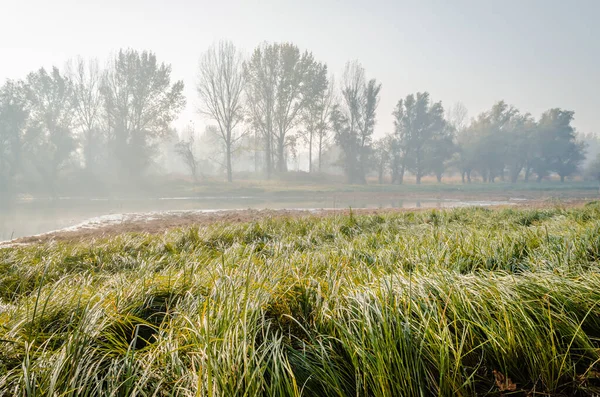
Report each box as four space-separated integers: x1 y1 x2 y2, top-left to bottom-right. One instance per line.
446 103 475 183
175 125 200 182
300 67 330 173
245 42 321 176
465 101 518 183
585 154 600 187
446 102 469 132
197 41 245 182
504 112 536 183
426 125 455 183
393 92 448 184
332 61 381 184
372 135 393 184
534 109 585 182
101 49 186 178
24 67 77 195
314 78 336 173
0 80 28 199
65 57 104 173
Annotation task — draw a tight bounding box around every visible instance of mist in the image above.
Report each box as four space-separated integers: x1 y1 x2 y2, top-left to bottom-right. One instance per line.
1 1 600 241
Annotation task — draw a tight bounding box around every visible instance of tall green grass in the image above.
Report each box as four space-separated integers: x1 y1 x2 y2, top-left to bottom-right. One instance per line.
2 204 600 396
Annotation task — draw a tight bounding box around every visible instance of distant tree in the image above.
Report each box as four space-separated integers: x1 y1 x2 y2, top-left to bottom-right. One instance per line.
426 125 455 183
175 125 200 182
504 112 536 183
446 102 469 132
314 78 336 173
465 101 518 183
393 92 448 184
372 135 393 184
101 49 185 178
580 132 600 169
197 41 246 182
244 46 276 178
0 80 28 199
24 67 77 195
300 67 330 172
245 43 321 176
389 104 408 184
533 109 585 182
65 57 104 173
332 61 381 184
585 154 600 186
446 102 475 183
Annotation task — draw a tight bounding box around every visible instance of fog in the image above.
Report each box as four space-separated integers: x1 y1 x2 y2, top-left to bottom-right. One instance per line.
1 1 600 240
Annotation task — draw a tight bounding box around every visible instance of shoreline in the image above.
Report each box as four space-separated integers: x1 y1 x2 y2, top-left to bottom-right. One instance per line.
1 198 591 247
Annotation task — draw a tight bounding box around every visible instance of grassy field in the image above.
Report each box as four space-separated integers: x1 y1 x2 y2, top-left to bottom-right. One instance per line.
172 178 600 198
2 204 600 395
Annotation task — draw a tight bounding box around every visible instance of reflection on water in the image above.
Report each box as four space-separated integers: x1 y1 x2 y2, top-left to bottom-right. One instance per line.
0 196 511 241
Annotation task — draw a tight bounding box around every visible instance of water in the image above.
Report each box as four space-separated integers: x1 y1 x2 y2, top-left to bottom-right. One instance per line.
0 196 512 242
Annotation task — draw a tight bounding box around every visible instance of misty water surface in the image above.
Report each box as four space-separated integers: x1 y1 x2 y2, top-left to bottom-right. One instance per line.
0 196 511 242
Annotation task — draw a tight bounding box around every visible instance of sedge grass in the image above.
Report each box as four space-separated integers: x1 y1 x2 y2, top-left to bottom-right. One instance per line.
2 204 600 395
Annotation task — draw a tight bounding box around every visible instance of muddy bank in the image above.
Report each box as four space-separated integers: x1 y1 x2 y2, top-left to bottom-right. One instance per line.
1 199 591 247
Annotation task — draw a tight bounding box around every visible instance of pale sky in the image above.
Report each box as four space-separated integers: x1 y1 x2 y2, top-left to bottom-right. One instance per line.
1 0 599 137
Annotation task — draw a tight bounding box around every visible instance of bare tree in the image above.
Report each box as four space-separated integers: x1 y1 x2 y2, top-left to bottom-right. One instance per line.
446 102 469 132
65 57 103 172
197 41 245 182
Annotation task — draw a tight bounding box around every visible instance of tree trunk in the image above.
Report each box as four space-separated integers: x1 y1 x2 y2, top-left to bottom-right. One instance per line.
399 164 405 185
461 171 465 184
560 174 565 183
308 131 313 173
467 171 471 184
226 144 233 183
436 173 442 183
416 174 421 185
277 136 287 173
265 132 272 179
254 130 259 174
318 145 322 172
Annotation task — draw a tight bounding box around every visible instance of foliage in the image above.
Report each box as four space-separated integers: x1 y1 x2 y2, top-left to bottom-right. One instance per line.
391 92 453 184
101 49 186 177
24 67 77 195
245 43 323 176
332 61 381 184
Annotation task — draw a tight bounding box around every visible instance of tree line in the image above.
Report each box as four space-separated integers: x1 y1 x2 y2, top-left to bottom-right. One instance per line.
0 41 592 199
373 98 586 185
0 49 185 198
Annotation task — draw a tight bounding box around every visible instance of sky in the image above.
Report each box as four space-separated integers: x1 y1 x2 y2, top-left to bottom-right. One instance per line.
1 0 599 137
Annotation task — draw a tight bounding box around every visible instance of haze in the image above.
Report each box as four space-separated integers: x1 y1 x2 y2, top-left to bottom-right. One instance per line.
2 0 599 135
2 0 600 242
